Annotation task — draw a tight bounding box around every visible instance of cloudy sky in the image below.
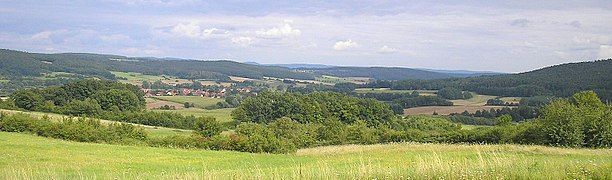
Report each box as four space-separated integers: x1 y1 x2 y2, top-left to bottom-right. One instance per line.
1 0 611 72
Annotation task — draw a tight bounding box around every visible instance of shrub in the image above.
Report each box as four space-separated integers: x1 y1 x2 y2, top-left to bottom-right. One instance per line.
267 117 318 148
234 123 296 153
317 118 348 145
193 116 222 137
0 113 148 145
62 98 103 116
346 120 379 144
540 100 583 147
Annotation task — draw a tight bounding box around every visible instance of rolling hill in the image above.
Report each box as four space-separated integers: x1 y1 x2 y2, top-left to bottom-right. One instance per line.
0 49 315 81
389 59 612 101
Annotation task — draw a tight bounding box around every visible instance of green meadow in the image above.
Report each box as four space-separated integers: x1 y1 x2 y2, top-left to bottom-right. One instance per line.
152 96 224 109
354 88 437 95
151 108 235 123
1 132 610 179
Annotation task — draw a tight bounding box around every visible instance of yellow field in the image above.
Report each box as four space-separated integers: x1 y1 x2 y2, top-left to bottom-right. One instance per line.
405 92 524 115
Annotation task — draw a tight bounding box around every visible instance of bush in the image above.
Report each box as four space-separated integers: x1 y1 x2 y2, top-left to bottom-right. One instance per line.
193 116 222 137
233 123 296 153
540 100 583 147
346 120 379 144
62 98 103 116
317 118 349 145
268 117 318 148
0 113 148 144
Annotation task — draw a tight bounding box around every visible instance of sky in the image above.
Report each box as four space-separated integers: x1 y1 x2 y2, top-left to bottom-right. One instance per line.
1 0 611 72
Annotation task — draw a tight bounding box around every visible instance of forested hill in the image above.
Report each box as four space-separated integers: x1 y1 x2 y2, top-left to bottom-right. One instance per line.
387 59 612 101
302 67 457 80
0 49 315 81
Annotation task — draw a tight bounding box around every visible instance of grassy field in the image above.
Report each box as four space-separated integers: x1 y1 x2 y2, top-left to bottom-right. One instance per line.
1 132 610 179
152 96 223 109
111 71 194 86
145 97 184 109
451 93 497 106
112 71 170 83
152 108 234 123
315 75 372 85
354 88 437 95
0 109 190 138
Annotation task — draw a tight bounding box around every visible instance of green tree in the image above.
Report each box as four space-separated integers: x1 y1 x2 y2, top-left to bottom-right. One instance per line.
92 89 143 112
193 116 221 137
63 98 103 116
10 90 43 110
540 100 583 147
571 91 611 147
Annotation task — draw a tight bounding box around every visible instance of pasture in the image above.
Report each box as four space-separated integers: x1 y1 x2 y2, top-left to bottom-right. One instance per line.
1 132 610 179
152 108 234 123
146 97 234 124
145 97 184 109
315 75 372 85
151 96 223 109
111 71 213 86
354 88 437 95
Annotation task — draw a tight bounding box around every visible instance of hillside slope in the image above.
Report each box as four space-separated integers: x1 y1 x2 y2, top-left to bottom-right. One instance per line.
1 132 610 179
390 59 612 100
303 66 456 80
0 49 315 81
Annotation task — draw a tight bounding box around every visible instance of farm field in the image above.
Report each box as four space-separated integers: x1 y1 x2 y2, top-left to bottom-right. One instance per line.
112 71 224 86
1 132 610 179
146 97 234 123
151 96 223 109
450 93 498 106
111 71 175 84
145 97 184 109
404 92 524 115
0 109 191 138
354 88 437 95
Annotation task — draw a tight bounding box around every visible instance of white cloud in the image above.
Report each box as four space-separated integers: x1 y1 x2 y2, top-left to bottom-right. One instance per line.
231 36 254 47
333 39 358 50
100 34 130 42
30 30 69 41
123 46 163 55
599 45 612 59
377 45 397 54
170 22 227 39
255 21 301 39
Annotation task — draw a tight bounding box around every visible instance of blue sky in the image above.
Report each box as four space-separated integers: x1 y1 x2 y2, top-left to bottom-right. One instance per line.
1 0 611 72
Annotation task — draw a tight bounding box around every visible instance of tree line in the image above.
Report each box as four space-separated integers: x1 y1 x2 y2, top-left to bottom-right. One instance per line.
1 90 610 154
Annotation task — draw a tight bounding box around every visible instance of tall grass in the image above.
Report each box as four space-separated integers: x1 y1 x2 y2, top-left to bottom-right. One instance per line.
1 132 610 179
